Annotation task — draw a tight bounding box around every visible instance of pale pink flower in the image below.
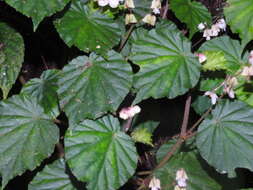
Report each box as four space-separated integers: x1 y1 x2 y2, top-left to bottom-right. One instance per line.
248 50 253 65
241 66 253 76
176 169 188 188
204 91 218 105
149 177 161 190
198 22 205 30
98 0 120 8
119 105 141 120
216 18 226 31
196 53 207 63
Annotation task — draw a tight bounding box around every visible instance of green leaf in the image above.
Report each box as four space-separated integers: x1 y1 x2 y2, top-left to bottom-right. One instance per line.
130 23 201 103
155 140 243 190
170 0 212 38
0 95 59 188
64 115 138 190
132 0 152 19
133 120 159 133
196 100 253 176
235 84 253 107
155 147 223 189
224 0 253 45
199 36 247 73
0 22 24 99
29 159 77 190
4 0 70 30
21 69 60 118
54 1 121 55
192 96 211 115
131 128 153 146
201 51 227 71
200 78 224 94
58 51 132 122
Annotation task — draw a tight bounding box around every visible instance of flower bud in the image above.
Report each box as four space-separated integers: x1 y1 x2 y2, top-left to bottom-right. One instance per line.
142 14 156 26
124 0 135 8
125 13 137 25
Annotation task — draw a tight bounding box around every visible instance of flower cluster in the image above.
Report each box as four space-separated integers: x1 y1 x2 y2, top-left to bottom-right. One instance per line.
119 105 141 120
198 19 226 40
142 0 161 26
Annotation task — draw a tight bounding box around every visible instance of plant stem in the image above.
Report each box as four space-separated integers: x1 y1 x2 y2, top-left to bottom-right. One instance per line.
180 95 191 138
123 117 133 132
162 0 169 19
118 24 135 52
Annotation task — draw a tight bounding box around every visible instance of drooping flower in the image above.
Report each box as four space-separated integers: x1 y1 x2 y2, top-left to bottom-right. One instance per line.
151 0 161 14
176 169 188 188
125 13 137 25
202 18 226 40
223 77 238 99
142 14 156 26
149 176 161 190
204 91 218 105
119 105 141 120
198 22 206 30
124 0 135 8
216 18 226 31
195 53 207 63
98 0 120 8
241 66 253 76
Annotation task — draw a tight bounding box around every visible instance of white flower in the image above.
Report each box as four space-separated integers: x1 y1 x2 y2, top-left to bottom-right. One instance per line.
216 18 226 31
198 22 205 30
248 50 253 65
241 66 253 76
204 91 218 105
125 13 137 25
98 0 120 8
142 14 156 26
152 8 160 14
124 0 135 8
210 24 220 36
195 53 207 63
203 28 212 40
176 169 188 188
119 105 141 120
149 177 161 190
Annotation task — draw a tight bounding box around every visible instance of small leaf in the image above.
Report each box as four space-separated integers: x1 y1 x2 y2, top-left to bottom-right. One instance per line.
199 36 247 73
200 78 224 95
131 128 153 146
235 84 253 107
21 69 60 118
5 0 70 30
58 51 132 122
130 22 201 103
29 159 78 190
224 0 253 45
192 96 211 115
0 95 59 188
201 51 227 71
196 100 253 176
0 22 24 99
54 1 121 55
170 0 212 38
64 115 138 190
133 120 159 134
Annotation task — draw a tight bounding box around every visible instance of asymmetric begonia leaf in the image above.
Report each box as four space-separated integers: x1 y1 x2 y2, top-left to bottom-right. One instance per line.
58 51 132 122
0 95 59 189
170 0 212 38
224 0 253 45
199 36 247 73
21 69 60 118
196 100 253 176
0 22 24 99
4 0 70 30
64 115 138 190
130 23 201 103
54 1 121 55
28 159 78 190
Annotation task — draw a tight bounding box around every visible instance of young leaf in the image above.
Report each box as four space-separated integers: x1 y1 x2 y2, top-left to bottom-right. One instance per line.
224 0 253 45
170 0 212 38
21 69 61 118
0 22 24 99
192 96 212 115
29 159 78 190
133 121 159 134
235 85 253 107
5 0 70 30
196 100 253 177
54 1 121 55
0 95 59 188
199 36 247 73
58 51 132 122
64 115 138 190
130 23 201 103
131 128 153 146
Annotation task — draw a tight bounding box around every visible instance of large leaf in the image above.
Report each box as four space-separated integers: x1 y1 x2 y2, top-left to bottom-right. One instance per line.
196 100 253 177
170 0 212 38
155 141 242 190
224 0 253 45
54 1 121 55
64 115 138 190
0 22 24 99
0 95 59 188
29 159 77 190
130 23 200 103
5 0 70 30
58 51 132 122
199 36 247 73
21 69 60 118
